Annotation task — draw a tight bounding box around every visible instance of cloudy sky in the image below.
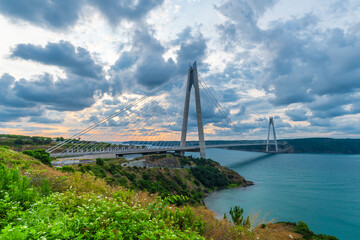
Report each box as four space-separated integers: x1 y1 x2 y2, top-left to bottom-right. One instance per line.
0 0 360 140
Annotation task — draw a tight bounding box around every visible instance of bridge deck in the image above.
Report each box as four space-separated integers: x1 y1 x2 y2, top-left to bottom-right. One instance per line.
50 143 276 158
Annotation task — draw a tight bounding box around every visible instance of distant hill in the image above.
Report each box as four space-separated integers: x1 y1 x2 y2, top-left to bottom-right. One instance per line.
228 138 360 154
282 138 360 154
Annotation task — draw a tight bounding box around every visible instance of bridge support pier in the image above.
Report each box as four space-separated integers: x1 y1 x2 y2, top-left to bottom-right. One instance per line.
180 61 206 158
266 116 278 152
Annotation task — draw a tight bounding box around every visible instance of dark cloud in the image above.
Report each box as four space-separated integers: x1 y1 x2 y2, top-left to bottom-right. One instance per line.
14 73 108 111
0 72 109 114
176 31 208 73
0 106 43 122
309 118 331 127
0 74 73 123
0 0 83 30
171 27 192 45
219 88 240 103
285 108 308 121
0 74 35 108
308 94 360 119
135 56 176 88
0 0 163 30
29 116 63 124
11 41 103 79
112 51 137 71
88 0 164 26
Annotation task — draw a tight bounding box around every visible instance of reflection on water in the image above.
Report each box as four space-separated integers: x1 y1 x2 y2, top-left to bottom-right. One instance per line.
226 153 275 169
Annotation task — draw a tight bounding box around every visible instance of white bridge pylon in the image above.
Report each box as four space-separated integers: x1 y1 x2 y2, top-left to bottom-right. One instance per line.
180 62 206 158
266 116 279 152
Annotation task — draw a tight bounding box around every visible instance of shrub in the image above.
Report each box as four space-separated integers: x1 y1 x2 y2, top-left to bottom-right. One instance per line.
123 172 136 181
142 172 150 180
96 158 104 166
118 176 128 186
93 166 106 178
294 221 314 239
22 149 51 166
0 164 41 228
163 194 189 206
60 165 75 173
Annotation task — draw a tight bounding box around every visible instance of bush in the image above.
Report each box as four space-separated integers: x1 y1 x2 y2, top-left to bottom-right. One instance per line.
96 158 104 166
22 149 51 166
294 221 314 239
60 165 75 173
142 172 150 180
93 166 106 178
118 176 128 186
0 164 39 208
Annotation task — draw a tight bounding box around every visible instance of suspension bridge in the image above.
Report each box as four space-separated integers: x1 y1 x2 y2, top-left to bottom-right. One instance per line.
47 62 279 159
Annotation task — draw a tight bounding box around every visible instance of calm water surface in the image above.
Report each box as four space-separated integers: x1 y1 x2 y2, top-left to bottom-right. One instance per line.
186 149 360 240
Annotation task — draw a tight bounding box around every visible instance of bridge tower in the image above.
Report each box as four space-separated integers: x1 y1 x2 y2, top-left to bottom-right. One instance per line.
266 116 278 152
180 61 206 158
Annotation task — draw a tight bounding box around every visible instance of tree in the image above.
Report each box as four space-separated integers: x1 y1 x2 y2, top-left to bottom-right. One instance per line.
229 206 250 228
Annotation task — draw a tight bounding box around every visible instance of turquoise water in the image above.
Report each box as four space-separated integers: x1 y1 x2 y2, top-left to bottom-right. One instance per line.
186 149 360 240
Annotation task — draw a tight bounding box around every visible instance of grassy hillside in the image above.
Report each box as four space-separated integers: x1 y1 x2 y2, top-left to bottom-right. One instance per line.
0 146 338 239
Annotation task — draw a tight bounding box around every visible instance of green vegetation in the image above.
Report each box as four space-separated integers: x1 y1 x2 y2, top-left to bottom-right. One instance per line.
0 145 339 239
285 138 360 154
229 138 360 154
75 155 248 204
0 134 52 147
59 165 75 173
294 221 338 240
0 134 128 154
96 157 104 166
0 164 205 239
228 206 250 228
0 147 207 239
22 149 52 166
190 166 229 188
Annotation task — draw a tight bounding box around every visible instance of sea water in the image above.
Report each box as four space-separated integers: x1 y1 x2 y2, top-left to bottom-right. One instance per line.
186 149 360 240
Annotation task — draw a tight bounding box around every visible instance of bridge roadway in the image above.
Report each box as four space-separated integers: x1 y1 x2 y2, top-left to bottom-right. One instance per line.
50 142 276 158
